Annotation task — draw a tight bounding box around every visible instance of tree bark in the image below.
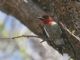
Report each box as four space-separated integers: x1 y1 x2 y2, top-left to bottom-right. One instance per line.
0 0 47 39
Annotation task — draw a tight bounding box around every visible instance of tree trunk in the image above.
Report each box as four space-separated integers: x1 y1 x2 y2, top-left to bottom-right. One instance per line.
0 0 47 39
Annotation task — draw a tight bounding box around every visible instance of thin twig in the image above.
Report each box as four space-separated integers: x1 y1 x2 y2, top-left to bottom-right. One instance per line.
59 22 80 41
0 35 40 39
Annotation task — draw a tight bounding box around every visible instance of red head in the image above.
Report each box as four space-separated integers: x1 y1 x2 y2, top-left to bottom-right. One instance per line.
38 15 56 25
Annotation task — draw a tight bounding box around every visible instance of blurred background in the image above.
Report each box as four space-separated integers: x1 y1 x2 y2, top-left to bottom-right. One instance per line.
0 11 70 60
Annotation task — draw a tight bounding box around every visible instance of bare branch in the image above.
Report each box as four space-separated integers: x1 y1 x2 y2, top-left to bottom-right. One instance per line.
0 35 40 40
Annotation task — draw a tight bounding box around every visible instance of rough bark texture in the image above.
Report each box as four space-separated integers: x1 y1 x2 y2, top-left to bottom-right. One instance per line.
0 0 80 60
0 0 47 39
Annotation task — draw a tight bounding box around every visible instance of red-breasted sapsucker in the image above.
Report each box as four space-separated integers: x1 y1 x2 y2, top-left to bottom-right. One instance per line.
38 15 65 54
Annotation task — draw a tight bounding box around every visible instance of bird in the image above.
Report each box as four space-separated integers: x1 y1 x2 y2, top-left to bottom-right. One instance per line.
37 15 66 54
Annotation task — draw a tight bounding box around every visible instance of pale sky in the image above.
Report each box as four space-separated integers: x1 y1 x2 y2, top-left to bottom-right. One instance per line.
0 11 24 60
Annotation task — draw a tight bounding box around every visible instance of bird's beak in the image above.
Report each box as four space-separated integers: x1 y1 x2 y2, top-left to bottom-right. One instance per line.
37 17 42 19
37 17 44 20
